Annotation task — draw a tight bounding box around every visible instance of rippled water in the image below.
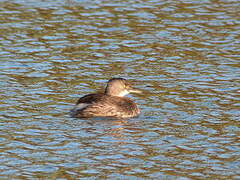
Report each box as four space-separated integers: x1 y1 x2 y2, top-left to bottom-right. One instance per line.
0 0 239 179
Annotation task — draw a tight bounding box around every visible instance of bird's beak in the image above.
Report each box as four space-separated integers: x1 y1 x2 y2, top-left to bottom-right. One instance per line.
128 88 142 94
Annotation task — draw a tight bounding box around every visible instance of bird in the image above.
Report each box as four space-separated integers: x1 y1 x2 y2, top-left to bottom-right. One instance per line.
71 78 141 119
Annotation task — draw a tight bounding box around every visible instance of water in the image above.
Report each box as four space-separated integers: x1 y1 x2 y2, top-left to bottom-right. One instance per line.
0 0 239 179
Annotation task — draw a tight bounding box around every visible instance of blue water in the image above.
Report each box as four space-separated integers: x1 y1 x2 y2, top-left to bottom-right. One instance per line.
0 0 239 179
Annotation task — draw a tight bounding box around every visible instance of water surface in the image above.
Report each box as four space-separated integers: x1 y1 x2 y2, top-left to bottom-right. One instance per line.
0 0 239 179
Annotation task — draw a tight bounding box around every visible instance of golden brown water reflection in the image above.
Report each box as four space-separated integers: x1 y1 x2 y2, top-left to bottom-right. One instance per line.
0 0 239 179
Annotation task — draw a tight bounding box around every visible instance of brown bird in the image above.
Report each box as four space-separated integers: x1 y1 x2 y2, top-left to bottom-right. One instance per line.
71 78 141 118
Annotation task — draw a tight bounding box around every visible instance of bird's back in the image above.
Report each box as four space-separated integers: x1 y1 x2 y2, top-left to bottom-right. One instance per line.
71 93 140 118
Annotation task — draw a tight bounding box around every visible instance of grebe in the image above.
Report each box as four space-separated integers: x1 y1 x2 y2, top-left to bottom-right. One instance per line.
71 78 141 118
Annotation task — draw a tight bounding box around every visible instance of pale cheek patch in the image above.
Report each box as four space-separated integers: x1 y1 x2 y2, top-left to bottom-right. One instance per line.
118 90 130 97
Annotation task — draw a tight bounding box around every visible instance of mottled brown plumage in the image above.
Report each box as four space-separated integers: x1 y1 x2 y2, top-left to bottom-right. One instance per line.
71 78 141 118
